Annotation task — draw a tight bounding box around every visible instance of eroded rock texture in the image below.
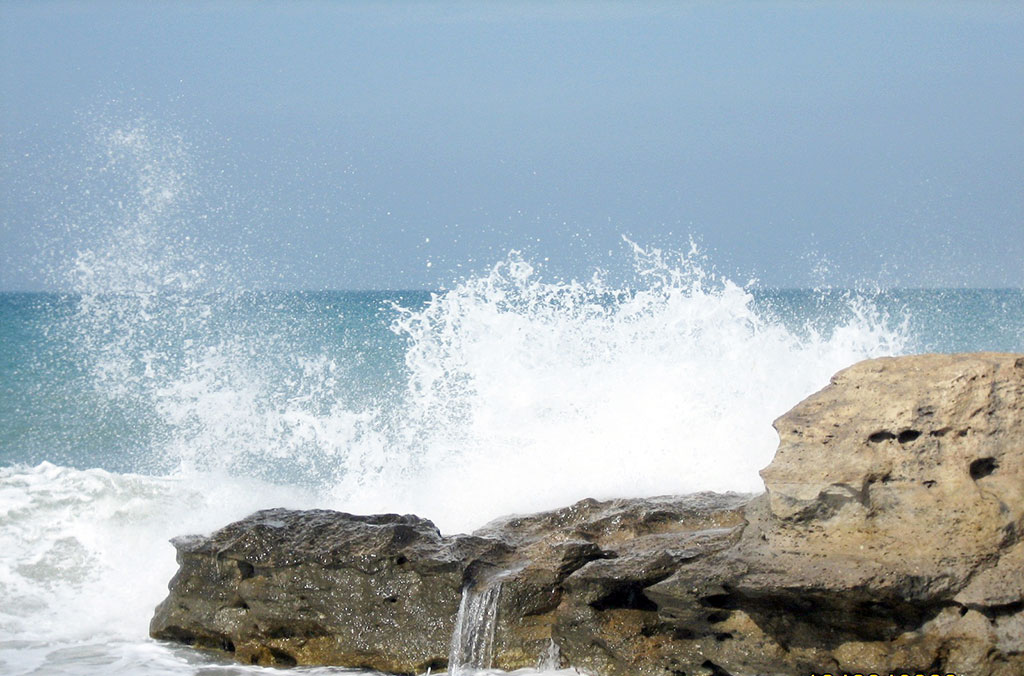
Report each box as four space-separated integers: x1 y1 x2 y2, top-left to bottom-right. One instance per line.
149 510 494 672
151 353 1024 675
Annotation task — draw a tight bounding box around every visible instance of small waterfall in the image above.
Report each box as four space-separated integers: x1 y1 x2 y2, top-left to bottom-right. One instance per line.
447 574 506 675
537 638 561 670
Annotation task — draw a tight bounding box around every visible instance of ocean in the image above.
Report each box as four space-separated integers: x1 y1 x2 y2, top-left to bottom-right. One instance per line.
2 259 1022 675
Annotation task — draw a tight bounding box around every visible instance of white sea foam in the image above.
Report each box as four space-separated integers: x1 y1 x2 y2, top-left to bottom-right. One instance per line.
3 118 913 674
0 461 576 676
0 462 322 675
72 239 907 535
46 118 911 535
332 242 907 532
60 207 912 536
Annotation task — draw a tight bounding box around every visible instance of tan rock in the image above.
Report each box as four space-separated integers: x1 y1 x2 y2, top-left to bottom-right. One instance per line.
761 352 1024 596
956 539 1024 607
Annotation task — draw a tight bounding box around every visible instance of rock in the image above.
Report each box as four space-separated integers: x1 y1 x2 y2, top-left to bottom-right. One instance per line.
149 509 500 672
150 494 750 672
586 353 1024 676
151 353 1024 675
761 352 1024 593
478 493 751 672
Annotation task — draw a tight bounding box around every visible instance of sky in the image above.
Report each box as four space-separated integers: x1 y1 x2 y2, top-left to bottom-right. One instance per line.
1 1 1022 291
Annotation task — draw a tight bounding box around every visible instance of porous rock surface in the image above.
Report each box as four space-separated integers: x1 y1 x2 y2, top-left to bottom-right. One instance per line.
151 353 1024 675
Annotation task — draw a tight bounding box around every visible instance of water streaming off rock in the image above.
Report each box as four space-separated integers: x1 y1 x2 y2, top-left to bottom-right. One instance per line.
448 576 506 675
537 639 561 671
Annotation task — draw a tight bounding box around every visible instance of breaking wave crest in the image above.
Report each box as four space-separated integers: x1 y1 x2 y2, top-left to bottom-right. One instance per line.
41 120 912 532
0 118 915 674
374 243 907 527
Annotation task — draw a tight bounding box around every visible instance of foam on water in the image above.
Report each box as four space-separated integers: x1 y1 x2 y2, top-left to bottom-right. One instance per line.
66 240 907 534
36 118 912 532
368 243 907 530
0 462 325 675
2 118 918 674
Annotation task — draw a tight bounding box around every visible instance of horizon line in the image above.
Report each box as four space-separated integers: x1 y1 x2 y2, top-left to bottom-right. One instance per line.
1 286 1022 295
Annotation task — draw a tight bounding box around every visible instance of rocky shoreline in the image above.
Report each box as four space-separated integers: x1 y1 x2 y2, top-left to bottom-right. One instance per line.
150 353 1024 675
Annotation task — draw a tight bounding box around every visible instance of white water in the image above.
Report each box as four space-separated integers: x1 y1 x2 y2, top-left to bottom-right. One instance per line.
41 119 912 532
369 243 906 530
449 572 513 675
1 119 913 674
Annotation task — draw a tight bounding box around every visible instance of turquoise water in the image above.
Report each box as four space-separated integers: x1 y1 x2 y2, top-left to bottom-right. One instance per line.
3 287 1021 473
0 291 426 472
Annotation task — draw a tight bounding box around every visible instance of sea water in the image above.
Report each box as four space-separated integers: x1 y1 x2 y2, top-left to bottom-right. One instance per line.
2 122 1023 675
3 281 1021 676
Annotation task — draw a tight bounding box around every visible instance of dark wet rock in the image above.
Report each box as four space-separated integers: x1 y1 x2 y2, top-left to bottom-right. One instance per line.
479 493 751 672
149 509 497 672
152 353 1024 676
149 495 748 672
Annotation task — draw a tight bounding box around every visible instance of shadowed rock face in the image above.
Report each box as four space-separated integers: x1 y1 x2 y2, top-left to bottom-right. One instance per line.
149 510 489 672
151 353 1024 676
149 495 749 673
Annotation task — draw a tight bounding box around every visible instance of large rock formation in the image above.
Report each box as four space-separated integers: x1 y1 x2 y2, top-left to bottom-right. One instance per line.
151 353 1024 675
629 353 1024 676
149 495 750 673
149 510 508 672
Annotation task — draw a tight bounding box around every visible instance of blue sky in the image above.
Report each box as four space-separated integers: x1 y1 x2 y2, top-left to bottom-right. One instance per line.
1 1 1022 290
